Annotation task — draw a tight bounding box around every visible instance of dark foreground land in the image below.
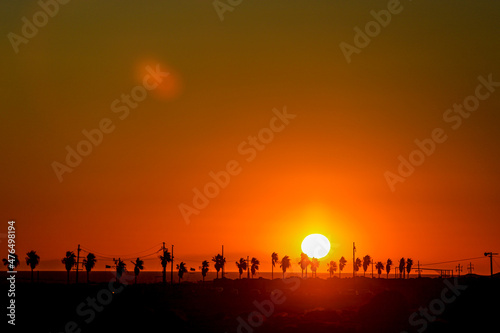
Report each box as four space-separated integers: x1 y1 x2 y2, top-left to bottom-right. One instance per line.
3 275 499 333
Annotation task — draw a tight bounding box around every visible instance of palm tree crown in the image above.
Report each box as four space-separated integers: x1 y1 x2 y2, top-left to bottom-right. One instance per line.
327 260 337 278
339 256 347 278
177 262 188 282
82 253 97 284
280 255 291 278
271 252 279 280
375 261 384 278
212 254 225 279
61 251 76 284
2 253 20 270
386 258 393 278
132 257 144 283
200 260 209 281
250 257 260 278
25 250 40 283
362 255 371 276
406 258 413 278
235 258 247 278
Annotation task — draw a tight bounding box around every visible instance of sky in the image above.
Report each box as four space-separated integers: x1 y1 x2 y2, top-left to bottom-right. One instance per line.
1 0 499 275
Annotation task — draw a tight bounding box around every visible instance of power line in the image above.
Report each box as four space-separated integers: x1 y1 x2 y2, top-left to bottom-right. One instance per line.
422 256 485 266
80 243 163 258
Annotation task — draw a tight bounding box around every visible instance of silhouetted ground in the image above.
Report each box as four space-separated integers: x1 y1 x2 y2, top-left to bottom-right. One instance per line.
3 275 499 332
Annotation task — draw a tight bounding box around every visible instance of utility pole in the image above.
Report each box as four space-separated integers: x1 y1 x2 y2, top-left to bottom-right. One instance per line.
352 242 356 278
162 242 166 284
484 252 498 277
76 244 81 284
247 255 250 279
455 264 463 277
171 244 174 285
467 262 474 274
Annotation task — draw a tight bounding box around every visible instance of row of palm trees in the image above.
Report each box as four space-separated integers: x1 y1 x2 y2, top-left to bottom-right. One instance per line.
325 256 414 279
235 257 261 279
2 250 416 284
2 251 40 283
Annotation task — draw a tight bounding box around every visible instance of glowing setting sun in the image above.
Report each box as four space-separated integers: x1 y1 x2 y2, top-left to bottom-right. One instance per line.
301 234 331 259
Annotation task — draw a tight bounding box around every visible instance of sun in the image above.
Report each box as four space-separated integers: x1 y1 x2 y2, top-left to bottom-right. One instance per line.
301 234 331 259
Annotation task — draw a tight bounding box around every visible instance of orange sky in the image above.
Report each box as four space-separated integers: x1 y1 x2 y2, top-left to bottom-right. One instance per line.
1 1 499 275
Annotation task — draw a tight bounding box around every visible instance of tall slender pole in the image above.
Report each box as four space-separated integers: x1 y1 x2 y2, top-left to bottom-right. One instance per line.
171 245 174 285
467 262 474 274
162 242 166 284
352 242 356 278
417 261 421 278
247 255 250 279
76 244 81 284
221 245 224 279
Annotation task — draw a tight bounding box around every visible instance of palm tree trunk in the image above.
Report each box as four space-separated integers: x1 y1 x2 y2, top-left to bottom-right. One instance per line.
67 270 70 284
271 266 273 280
87 270 90 284
135 275 137 284
31 268 34 283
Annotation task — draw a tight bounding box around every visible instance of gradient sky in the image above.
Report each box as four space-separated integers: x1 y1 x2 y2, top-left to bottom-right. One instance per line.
1 0 499 275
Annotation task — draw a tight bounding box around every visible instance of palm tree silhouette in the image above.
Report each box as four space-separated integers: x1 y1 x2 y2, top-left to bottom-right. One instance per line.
339 256 347 278
25 250 40 283
327 260 337 278
62 251 77 284
2 253 20 270
82 253 96 284
131 257 144 284
271 252 279 280
399 257 405 279
159 249 172 284
235 258 247 279
299 252 310 278
354 258 362 275
177 262 187 283
386 258 393 279
212 254 225 279
250 257 260 278
375 261 384 278
362 255 371 277
280 255 291 279
406 258 413 278
200 260 209 282
310 258 319 278
115 258 126 283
